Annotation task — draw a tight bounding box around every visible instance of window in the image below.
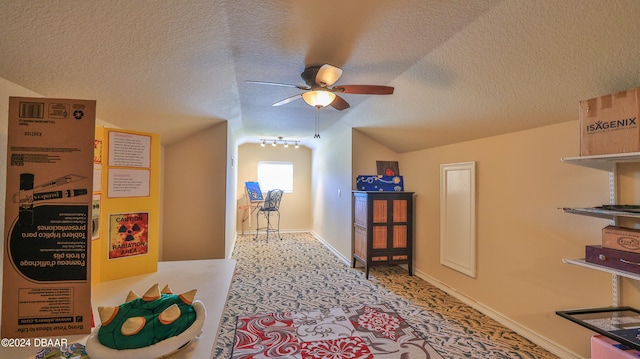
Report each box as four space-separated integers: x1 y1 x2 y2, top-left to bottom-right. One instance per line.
257 161 293 193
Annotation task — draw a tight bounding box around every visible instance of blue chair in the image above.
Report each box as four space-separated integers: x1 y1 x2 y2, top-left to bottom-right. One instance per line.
254 189 283 241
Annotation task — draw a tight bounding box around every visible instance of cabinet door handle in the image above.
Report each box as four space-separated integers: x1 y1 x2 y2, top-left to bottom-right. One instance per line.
619 258 640 266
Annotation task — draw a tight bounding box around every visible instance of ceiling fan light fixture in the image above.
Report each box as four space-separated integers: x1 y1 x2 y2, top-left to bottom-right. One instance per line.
302 90 335 108
315 64 343 87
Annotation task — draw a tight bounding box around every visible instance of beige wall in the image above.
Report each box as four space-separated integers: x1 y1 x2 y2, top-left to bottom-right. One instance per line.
308 126 616 357
352 129 399 184
163 122 227 260
347 121 635 358
237 143 312 233
400 121 616 357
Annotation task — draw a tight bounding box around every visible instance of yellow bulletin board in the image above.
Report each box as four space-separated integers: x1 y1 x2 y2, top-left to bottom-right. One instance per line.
92 127 160 283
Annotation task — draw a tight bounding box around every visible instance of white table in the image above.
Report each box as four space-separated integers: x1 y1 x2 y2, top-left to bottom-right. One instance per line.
0 259 236 358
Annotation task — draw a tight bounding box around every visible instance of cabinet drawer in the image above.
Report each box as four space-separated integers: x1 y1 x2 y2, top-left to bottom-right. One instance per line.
586 245 640 275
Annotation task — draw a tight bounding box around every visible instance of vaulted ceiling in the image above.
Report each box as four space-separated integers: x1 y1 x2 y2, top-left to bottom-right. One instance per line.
2 1 640 153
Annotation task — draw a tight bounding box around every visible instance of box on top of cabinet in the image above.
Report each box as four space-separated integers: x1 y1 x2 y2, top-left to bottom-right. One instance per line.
355 175 404 192
580 87 640 156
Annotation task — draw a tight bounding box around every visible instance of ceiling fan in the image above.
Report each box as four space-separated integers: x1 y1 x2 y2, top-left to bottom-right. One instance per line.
246 64 394 110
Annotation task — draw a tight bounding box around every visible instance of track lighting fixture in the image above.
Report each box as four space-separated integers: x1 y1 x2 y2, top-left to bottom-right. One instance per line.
259 136 300 148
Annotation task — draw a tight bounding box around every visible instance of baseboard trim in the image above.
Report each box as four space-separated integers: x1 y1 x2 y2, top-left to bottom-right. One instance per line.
228 233 237 259
309 231 351 266
236 229 311 236
413 268 583 359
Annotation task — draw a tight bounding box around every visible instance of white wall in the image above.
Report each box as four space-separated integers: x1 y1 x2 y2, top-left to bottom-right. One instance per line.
311 123 354 261
226 127 238 258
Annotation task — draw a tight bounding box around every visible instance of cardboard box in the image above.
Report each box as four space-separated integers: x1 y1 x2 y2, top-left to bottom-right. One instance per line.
580 88 640 156
356 175 404 191
591 335 640 359
2 97 95 337
603 225 640 254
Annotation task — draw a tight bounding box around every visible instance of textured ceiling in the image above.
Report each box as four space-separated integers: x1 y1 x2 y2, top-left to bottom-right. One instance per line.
2 1 640 153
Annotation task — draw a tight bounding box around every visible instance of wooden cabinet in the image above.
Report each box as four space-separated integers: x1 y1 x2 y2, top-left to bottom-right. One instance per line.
352 191 414 279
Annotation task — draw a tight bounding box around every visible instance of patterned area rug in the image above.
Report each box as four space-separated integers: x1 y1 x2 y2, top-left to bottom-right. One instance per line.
232 303 442 358
214 233 558 358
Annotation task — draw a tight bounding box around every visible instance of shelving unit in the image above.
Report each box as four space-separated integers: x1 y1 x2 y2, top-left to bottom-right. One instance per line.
557 152 640 354
561 152 640 305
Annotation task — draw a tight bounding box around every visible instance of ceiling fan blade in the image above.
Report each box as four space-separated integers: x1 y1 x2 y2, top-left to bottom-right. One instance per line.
272 94 303 107
246 80 310 91
332 85 394 95
316 64 343 87
330 95 350 111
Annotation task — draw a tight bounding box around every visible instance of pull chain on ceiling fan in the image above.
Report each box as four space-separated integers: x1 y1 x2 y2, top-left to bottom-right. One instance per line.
314 108 321 139
247 64 394 111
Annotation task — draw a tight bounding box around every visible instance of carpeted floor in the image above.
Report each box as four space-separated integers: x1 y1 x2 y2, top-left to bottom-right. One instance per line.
213 232 558 358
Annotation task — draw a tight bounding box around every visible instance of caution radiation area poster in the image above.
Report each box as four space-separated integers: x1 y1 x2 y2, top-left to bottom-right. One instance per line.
2 97 95 337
